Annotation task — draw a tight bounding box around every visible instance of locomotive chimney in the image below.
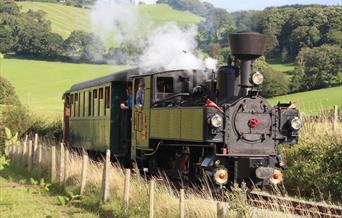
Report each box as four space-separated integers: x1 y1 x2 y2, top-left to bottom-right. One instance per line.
229 32 266 96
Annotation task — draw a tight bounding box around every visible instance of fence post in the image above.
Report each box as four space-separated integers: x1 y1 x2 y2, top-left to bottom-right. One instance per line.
80 148 88 195
64 149 69 185
50 145 56 182
179 189 185 218
333 105 338 131
123 169 131 211
33 133 38 164
217 202 224 218
149 179 155 218
38 143 42 164
59 143 65 182
22 140 27 165
27 140 33 171
101 149 110 203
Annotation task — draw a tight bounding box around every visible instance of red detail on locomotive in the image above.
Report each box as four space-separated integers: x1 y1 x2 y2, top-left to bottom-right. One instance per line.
248 118 259 128
219 173 225 179
205 99 221 111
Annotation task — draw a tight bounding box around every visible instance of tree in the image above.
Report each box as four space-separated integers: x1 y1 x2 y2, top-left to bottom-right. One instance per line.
64 31 104 63
0 0 20 15
292 45 342 91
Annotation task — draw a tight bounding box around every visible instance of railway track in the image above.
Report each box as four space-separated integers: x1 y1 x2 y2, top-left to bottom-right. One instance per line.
248 191 342 217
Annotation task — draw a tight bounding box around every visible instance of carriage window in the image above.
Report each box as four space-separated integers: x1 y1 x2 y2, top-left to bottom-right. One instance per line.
78 92 80 117
99 88 103 116
156 77 174 100
82 92 85 117
74 93 78 117
93 89 97 116
88 91 92 116
99 88 103 99
105 86 110 109
70 94 74 117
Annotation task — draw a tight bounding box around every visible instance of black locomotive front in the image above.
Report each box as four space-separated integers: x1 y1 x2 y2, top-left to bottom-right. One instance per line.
199 32 301 187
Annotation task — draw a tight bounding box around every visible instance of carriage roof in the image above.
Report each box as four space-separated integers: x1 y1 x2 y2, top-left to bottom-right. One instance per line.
68 68 199 92
68 68 140 92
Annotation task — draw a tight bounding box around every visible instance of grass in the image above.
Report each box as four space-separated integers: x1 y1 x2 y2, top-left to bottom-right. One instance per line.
269 63 295 73
5 120 341 217
5 141 297 218
1 58 127 118
268 57 295 73
268 86 342 115
0 174 97 217
17 2 203 39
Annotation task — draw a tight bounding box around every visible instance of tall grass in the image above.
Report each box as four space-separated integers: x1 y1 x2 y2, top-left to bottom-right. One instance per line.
8 113 341 216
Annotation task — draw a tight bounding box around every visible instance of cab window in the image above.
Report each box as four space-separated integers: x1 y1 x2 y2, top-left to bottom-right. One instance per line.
155 77 174 101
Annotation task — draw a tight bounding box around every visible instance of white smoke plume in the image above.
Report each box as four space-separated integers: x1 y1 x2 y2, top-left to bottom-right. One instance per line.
90 0 217 71
90 0 141 43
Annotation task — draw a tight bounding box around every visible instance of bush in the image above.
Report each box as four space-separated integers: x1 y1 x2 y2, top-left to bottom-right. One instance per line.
0 76 19 105
279 121 342 202
2 104 32 135
2 104 63 141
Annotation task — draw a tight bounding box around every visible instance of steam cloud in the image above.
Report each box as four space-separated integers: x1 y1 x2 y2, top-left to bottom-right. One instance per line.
90 0 217 72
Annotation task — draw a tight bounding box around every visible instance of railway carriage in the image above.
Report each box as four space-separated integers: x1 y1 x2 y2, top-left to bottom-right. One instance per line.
63 32 301 188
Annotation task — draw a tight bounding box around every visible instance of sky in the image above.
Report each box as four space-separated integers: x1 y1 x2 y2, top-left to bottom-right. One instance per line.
140 0 341 12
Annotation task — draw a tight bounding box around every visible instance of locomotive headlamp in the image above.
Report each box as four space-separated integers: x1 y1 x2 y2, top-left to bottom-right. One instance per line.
270 169 283 185
213 168 229 185
251 71 264 85
210 114 223 128
290 117 302 130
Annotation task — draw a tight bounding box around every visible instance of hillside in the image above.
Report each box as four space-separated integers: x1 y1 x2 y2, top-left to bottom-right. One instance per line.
1 58 127 117
269 86 342 115
17 2 203 38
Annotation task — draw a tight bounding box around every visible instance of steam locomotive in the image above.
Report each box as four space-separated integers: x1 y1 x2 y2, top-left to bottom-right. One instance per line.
63 32 301 188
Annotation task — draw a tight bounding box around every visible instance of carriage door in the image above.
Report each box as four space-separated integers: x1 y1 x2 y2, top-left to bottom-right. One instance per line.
63 93 71 144
132 76 151 157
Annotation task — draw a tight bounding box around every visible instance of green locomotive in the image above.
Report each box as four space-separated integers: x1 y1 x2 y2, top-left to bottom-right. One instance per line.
63 32 301 187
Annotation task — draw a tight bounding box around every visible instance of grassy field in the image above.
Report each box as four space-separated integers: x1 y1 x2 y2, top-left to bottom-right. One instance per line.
0 175 96 217
1 58 127 117
268 57 295 73
269 63 295 72
17 2 203 39
269 86 342 115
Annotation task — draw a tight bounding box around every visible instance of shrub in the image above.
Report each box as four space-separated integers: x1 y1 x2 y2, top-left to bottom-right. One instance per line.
0 76 19 105
279 120 342 202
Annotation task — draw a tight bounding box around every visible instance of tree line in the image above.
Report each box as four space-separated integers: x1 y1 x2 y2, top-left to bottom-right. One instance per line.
1 0 341 97
158 0 342 95
0 1 108 63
